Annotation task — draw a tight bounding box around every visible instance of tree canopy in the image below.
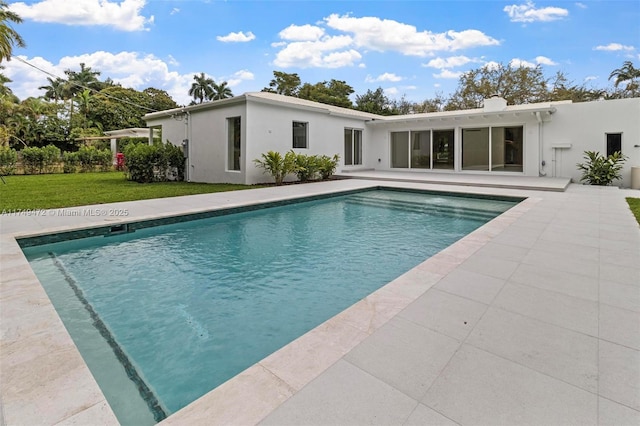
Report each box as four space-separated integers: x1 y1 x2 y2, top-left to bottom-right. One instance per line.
0 0 25 62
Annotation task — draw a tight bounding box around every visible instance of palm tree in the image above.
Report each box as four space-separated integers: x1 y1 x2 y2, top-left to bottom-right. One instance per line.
188 72 214 104
210 81 233 100
608 61 640 88
38 77 66 104
64 62 101 95
0 1 25 61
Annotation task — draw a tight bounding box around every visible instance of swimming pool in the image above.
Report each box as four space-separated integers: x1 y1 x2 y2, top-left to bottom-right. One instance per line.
22 188 519 425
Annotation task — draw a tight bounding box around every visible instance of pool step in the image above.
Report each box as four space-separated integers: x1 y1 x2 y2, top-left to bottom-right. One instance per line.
345 195 501 221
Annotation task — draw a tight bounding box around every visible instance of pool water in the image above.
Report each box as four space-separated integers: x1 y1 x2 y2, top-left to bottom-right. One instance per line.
23 189 517 424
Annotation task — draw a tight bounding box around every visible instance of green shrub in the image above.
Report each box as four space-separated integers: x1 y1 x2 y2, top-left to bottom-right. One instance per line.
294 152 320 182
76 146 112 172
62 151 79 173
165 142 186 181
123 142 184 183
254 150 298 185
21 145 61 174
317 154 340 180
577 151 627 186
0 147 18 175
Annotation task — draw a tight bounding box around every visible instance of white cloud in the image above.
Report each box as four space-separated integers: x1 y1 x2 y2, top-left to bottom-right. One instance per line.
273 35 361 68
510 58 537 68
365 73 403 83
433 69 463 79
217 31 256 43
503 1 569 22
423 55 475 69
8 0 153 31
483 61 501 71
167 55 179 66
434 83 441 88
385 87 399 96
324 14 499 56
226 69 255 87
170 8 180 15
575 2 587 9
584 76 597 82
279 24 325 41
535 55 557 65
5 51 204 105
594 43 635 52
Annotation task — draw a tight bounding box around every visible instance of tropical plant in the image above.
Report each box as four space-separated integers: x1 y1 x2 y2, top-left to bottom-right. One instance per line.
253 150 298 185
210 81 233 100
62 151 79 173
262 71 301 96
576 150 627 186
609 61 640 88
293 152 320 182
188 72 214 104
317 154 340 180
38 77 67 104
0 0 25 62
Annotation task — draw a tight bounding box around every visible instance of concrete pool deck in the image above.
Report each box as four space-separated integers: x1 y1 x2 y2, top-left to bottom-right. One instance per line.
1 179 638 425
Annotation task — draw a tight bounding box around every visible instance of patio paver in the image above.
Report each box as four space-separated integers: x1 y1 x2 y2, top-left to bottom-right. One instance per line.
1 179 639 425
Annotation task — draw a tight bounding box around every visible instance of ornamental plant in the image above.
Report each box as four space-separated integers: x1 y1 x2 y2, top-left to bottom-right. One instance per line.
576 150 627 186
317 154 340 180
294 152 320 182
253 150 298 185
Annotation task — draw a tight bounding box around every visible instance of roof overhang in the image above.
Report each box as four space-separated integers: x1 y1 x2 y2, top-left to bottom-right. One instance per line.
366 105 557 126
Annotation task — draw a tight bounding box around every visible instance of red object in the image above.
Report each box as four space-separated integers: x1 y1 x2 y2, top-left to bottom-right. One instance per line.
116 153 125 170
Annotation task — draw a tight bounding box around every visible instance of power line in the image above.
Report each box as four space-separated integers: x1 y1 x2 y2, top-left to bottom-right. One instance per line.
11 55 161 113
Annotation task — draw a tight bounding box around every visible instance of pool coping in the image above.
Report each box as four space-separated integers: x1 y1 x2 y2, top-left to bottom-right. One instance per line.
1 180 543 425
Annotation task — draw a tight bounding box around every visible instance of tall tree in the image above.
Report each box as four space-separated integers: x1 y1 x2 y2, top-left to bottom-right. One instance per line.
298 79 354 108
355 87 390 115
188 72 214 104
64 63 102 95
38 77 66 103
0 0 25 62
210 81 233 100
142 87 179 111
608 61 640 94
262 71 301 96
446 63 548 110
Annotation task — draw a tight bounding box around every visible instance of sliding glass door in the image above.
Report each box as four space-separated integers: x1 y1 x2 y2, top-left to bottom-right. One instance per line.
462 126 523 172
391 129 454 170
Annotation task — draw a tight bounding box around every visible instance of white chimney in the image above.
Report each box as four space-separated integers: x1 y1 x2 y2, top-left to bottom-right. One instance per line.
483 94 507 112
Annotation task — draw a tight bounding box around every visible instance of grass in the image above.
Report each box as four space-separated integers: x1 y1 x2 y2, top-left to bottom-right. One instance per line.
626 197 640 226
0 172 265 210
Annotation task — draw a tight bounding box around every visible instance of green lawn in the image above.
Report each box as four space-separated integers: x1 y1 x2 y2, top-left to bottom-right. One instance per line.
0 172 265 211
627 198 640 226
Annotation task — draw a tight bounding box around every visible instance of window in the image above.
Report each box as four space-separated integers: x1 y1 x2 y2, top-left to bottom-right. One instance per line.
391 129 454 170
344 128 363 165
462 126 523 172
227 117 241 171
606 133 622 156
293 121 308 148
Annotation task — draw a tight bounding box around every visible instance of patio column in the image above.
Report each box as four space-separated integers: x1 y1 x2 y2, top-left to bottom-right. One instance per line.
110 138 117 165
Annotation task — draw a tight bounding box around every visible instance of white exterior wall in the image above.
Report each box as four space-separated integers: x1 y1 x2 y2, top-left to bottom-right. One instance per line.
244 100 370 184
541 98 640 187
366 115 542 177
187 104 246 184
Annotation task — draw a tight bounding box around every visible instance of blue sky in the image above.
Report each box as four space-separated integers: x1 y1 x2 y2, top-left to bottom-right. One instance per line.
4 0 640 106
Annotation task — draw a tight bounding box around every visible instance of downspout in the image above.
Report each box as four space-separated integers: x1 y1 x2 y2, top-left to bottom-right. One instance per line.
535 111 547 176
184 111 192 182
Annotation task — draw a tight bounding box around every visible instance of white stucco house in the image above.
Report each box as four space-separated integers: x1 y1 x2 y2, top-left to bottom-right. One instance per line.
143 92 640 188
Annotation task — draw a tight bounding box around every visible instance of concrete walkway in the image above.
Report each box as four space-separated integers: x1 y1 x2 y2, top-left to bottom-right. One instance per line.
1 180 639 425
